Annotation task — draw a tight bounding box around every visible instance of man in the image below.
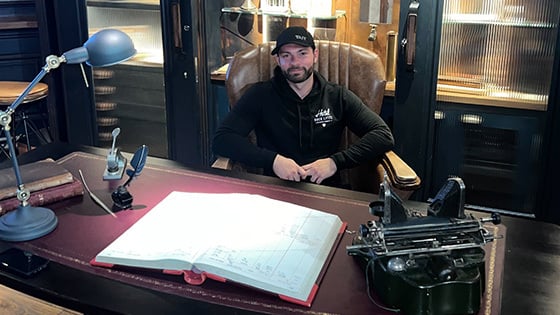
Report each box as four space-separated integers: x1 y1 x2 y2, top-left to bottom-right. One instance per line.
212 26 394 188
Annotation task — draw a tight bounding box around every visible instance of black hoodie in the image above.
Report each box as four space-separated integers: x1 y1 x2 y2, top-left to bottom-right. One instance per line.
212 66 394 182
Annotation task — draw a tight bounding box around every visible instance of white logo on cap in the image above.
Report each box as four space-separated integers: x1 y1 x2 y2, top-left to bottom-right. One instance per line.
294 34 307 41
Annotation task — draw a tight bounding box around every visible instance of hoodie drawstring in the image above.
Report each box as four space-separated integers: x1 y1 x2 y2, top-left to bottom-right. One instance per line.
309 111 314 149
297 104 303 148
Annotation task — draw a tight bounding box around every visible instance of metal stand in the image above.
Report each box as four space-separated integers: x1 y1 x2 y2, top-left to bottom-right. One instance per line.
0 80 50 159
0 203 58 242
0 64 59 242
0 110 51 162
14 110 52 152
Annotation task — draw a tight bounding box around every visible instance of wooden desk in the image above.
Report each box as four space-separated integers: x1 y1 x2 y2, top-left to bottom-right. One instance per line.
0 283 80 314
0 143 558 315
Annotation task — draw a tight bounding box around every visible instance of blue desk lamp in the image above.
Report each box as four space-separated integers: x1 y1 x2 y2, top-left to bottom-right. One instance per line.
0 29 136 242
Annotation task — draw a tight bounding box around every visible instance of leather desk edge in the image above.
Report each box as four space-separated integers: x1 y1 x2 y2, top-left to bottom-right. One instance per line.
0 142 533 315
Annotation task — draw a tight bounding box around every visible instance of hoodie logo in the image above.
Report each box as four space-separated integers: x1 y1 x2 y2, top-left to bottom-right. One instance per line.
314 108 334 127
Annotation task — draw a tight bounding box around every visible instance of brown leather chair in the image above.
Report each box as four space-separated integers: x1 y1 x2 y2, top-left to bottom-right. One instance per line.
212 40 420 195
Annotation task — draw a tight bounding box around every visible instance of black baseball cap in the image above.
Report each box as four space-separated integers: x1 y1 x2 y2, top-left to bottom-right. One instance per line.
271 26 315 55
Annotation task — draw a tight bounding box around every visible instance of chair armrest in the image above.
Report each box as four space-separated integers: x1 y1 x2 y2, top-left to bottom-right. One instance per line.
381 150 421 191
212 152 421 193
211 156 234 170
211 156 255 173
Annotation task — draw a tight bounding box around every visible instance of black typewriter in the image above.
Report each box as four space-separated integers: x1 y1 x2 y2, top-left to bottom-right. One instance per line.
347 176 502 315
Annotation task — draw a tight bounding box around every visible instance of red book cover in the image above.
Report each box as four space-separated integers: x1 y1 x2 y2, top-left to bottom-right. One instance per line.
0 177 84 215
0 159 74 200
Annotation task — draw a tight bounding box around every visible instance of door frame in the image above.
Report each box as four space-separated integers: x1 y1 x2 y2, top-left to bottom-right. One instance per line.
393 0 444 201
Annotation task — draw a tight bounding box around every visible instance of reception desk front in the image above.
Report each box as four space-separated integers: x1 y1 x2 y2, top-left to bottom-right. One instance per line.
0 143 519 314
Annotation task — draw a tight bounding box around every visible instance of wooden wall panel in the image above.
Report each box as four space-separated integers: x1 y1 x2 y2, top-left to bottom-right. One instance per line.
333 0 400 70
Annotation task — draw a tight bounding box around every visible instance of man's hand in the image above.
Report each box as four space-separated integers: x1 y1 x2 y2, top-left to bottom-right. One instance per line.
273 155 307 182
302 158 337 184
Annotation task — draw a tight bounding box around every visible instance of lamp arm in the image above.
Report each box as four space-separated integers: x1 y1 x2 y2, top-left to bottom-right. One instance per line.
0 54 65 206
7 55 65 114
2 128 29 204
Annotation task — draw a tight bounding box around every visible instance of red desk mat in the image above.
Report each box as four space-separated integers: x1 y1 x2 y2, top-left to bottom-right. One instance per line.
14 152 505 314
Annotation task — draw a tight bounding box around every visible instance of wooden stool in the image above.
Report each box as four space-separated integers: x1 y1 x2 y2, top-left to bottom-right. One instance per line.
0 81 48 106
0 81 49 155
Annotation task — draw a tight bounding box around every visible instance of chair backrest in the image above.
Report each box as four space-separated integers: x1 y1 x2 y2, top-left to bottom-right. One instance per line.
226 40 386 112
225 40 387 193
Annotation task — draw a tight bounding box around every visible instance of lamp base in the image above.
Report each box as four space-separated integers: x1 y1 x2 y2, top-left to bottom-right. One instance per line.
0 205 58 242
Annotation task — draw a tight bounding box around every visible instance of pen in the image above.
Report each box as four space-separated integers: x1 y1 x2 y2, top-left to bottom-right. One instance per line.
78 169 117 218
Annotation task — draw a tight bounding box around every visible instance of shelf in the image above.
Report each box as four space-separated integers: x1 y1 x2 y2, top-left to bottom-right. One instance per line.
86 0 159 11
124 55 163 68
0 17 36 30
443 14 555 28
385 81 547 111
221 7 346 20
436 91 547 111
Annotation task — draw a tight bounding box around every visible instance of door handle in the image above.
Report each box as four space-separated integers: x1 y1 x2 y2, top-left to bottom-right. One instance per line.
401 0 419 71
171 3 183 52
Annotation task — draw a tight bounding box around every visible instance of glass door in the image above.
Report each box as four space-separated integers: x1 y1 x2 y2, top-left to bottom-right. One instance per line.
394 0 560 219
86 0 167 158
437 0 557 109
37 0 204 166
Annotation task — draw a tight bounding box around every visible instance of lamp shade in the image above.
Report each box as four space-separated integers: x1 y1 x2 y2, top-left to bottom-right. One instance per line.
83 29 137 67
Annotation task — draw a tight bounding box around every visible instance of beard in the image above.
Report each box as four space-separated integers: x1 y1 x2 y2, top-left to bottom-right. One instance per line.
282 66 313 83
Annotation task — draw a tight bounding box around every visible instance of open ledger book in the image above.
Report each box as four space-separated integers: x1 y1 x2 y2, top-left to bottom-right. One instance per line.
91 191 345 307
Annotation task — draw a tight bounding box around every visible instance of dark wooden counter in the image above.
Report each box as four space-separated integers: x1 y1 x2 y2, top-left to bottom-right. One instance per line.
0 143 558 315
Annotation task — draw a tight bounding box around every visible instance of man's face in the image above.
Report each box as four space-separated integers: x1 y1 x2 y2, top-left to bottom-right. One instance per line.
276 43 317 84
